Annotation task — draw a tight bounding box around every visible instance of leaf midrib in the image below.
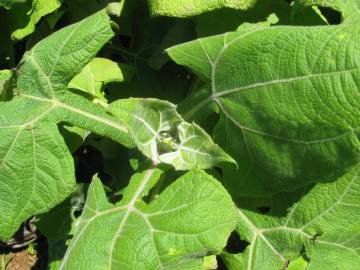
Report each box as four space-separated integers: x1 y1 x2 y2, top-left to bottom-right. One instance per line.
5 94 129 133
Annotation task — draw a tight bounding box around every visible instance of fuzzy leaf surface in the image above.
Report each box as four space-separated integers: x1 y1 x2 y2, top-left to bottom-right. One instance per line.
109 98 236 170
60 170 237 270
223 165 360 270
0 10 132 240
168 24 360 196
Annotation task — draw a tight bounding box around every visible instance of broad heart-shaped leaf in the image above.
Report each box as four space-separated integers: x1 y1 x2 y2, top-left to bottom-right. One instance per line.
0 10 133 241
10 0 62 40
68 57 136 102
295 0 360 23
167 24 360 196
59 170 237 270
109 98 236 170
148 0 256 18
222 164 360 270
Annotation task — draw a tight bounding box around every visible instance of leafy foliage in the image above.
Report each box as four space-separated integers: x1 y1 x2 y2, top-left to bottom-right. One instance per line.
0 0 359 269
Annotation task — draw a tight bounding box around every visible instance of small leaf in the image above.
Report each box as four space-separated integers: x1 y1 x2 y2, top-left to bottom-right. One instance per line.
109 98 236 170
60 170 237 269
68 57 136 101
11 0 63 40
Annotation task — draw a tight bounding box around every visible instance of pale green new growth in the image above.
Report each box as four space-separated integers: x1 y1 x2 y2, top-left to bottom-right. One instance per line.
0 10 132 241
168 24 360 195
110 98 236 170
148 0 256 18
224 165 360 270
60 170 237 269
68 57 135 101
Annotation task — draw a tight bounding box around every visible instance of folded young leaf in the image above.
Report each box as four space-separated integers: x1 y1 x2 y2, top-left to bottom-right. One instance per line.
59 170 237 269
0 10 133 241
148 0 256 18
223 164 360 270
167 24 360 195
109 98 236 170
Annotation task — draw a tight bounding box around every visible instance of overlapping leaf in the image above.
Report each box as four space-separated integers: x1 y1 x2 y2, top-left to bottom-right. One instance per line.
68 57 136 101
296 0 360 23
148 0 256 18
0 10 132 240
59 170 237 269
223 164 360 270
109 98 236 170
168 24 360 196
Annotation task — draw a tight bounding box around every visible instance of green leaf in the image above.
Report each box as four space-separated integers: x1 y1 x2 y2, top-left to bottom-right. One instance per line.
148 0 257 18
59 169 237 269
167 24 360 196
222 164 360 270
11 0 63 40
68 57 136 101
296 0 360 23
109 98 236 170
0 10 133 241
0 69 10 95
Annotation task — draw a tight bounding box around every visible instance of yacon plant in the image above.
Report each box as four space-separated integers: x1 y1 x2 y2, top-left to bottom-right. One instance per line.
0 0 359 269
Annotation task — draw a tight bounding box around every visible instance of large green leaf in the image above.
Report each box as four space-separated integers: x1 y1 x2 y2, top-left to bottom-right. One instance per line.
0 10 132 241
167 24 360 196
148 0 256 18
109 98 236 170
222 164 360 270
59 170 237 269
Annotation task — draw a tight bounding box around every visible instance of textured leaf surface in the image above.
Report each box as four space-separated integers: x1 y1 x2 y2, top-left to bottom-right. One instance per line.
109 98 235 170
223 165 360 270
11 0 63 40
68 57 135 101
0 10 132 240
168 24 360 195
148 0 256 18
60 170 237 270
